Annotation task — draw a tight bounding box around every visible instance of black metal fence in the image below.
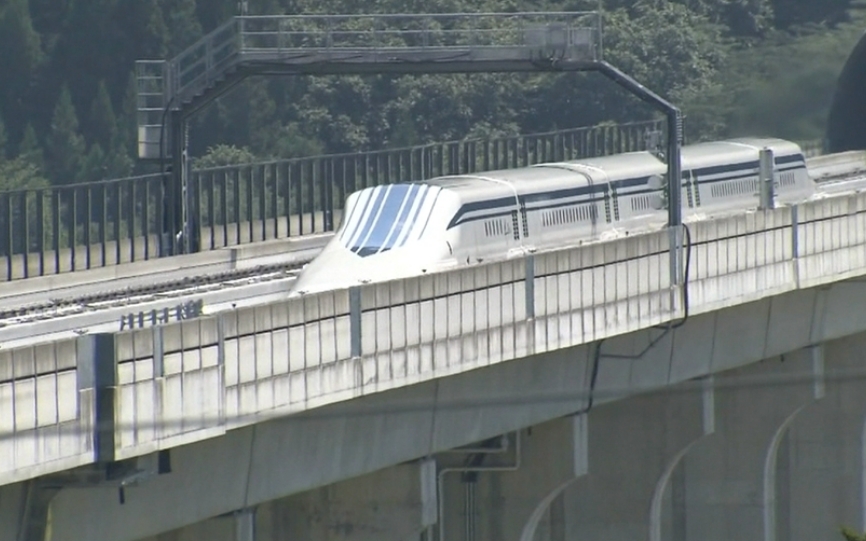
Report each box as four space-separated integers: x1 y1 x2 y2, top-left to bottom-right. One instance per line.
0 119 663 281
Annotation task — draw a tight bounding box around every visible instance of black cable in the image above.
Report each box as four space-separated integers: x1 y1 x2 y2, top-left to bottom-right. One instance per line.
575 336 604 416
668 222 692 329
578 221 693 414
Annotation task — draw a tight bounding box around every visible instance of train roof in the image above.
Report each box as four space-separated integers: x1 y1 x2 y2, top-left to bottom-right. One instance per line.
398 138 806 204
420 151 665 201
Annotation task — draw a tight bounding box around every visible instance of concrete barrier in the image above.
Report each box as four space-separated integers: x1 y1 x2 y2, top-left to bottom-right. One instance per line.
0 338 95 486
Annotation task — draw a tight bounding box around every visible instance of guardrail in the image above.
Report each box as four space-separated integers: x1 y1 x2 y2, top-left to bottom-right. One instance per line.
0 119 663 282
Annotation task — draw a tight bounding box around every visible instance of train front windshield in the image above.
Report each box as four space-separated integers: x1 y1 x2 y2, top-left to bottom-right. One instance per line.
338 183 443 257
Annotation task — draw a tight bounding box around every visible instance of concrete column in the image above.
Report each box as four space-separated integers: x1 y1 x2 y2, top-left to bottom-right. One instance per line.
680 347 824 541
781 333 866 540
235 509 255 541
547 376 714 541
256 461 428 541
0 481 28 541
519 415 589 541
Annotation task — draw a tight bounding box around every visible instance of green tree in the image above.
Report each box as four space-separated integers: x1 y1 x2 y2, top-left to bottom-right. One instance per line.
604 0 775 36
0 113 8 159
51 0 119 120
45 85 86 185
0 157 52 254
118 72 138 161
0 0 43 139
116 0 169 60
193 144 257 169
89 80 117 150
269 123 325 158
247 79 281 154
773 0 855 29
18 123 44 171
721 10 866 140
842 527 866 541
0 157 50 192
104 148 134 179
160 0 203 55
77 143 107 183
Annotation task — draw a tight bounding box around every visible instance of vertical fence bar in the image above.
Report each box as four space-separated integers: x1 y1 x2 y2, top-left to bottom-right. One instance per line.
306 159 315 233
113 181 121 265
324 158 334 231
0 193 9 280
143 181 151 260
52 189 61 274
246 166 254 244
36 189 45 276
19 192 29 278
204 171 214 250
282 163 292 237
126 181 135 263
220 170 229 247
84 186 92 269
232 168 241 244
257 164 266 241
270 164 279 239
99 183 107 267
70 188 79 271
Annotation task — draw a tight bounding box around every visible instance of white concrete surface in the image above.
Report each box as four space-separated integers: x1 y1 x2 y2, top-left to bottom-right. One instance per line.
34 276 866 541
0 339 94 486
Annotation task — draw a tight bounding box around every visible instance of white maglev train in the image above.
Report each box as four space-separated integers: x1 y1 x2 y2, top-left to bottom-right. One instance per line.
290 137 814 295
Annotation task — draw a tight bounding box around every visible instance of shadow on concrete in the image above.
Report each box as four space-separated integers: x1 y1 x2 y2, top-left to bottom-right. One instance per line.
827 31 866 152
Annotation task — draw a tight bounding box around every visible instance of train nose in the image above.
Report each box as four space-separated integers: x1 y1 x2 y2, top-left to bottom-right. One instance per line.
289 244 367 295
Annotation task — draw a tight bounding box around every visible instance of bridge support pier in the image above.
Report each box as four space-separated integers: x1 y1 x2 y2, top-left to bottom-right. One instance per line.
779 334 866 540
433 416 587 541
529 375 716 541
234 508 256 541
678 346 824 541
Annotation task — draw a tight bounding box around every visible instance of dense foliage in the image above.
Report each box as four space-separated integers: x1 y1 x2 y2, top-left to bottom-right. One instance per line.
0 0 863 190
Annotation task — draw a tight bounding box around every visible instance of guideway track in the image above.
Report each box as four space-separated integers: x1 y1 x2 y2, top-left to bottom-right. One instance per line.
0 233 333 311
0 234 333 348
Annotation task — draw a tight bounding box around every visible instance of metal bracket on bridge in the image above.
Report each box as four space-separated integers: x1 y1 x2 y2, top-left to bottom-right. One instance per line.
119 299 204 331
525 254 536 320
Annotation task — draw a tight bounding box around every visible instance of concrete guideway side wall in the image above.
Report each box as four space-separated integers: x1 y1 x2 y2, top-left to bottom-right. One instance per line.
0 231 333 309
0 338 94 485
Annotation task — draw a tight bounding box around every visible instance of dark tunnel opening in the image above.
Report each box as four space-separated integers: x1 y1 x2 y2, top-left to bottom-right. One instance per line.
826 30 866 153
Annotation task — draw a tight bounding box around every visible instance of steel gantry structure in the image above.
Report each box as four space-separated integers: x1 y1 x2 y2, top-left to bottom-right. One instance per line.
135 11 684 281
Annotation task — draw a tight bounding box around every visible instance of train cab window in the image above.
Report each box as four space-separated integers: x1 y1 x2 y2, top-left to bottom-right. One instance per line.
337 183 440 257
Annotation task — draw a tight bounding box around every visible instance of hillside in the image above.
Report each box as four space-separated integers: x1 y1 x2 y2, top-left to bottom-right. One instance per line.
0 0 863 192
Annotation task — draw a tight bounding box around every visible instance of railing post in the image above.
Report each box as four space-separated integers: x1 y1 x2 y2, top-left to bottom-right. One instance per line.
525 254 535 320
758 147 776 210
77 333 118 463
349 286 362 358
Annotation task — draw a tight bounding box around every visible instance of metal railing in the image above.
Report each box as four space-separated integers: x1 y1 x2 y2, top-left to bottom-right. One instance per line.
0 120 662 281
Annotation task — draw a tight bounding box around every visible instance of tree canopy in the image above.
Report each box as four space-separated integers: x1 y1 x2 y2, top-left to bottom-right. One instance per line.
0 0 863 189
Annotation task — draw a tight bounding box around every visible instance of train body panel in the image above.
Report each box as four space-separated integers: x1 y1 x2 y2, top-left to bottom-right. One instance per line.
289 137 816 296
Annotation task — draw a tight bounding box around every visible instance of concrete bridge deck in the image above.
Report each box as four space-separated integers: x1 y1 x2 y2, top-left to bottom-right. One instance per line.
4 177 866 540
